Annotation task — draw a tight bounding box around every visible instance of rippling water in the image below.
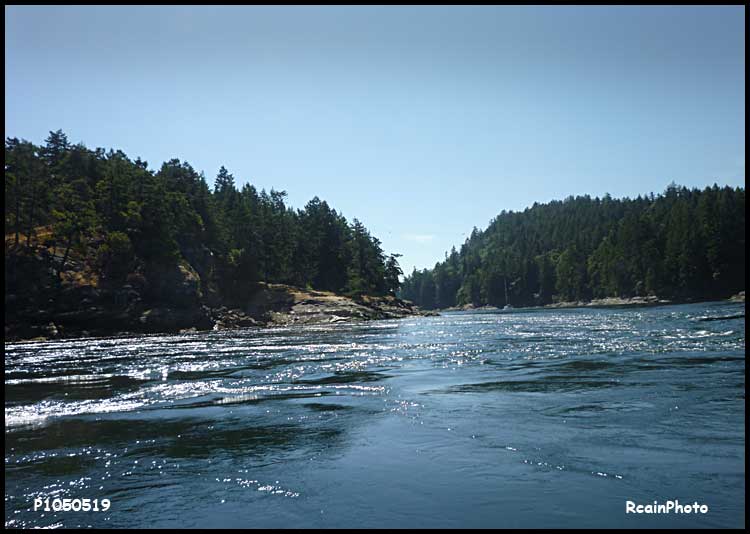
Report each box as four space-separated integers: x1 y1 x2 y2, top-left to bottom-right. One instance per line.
5 302 745 528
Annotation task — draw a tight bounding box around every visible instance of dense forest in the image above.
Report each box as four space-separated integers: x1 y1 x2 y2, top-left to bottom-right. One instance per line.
5 130 746 322
401 185 745 309
5 130 403 303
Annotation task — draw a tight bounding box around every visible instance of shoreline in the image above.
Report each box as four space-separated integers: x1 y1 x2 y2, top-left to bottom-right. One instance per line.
439 293 744 313
5 283 437 344
6 290 743 344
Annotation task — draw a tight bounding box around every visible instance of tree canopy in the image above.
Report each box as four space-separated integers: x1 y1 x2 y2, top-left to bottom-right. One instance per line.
5 130 403 301
401 185 745 309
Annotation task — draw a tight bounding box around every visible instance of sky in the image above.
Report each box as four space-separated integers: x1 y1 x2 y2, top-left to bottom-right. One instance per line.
5 5 745 274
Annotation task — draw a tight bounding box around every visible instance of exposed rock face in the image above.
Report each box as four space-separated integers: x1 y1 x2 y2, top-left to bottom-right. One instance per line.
5 274 434 342
211 308 260 330
234 284 435 327
4 246 435 342
145 260 203 307
138 306 213 333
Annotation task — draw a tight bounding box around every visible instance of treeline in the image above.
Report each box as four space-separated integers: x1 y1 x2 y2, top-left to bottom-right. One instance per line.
401 185 745 309
5 130 402 300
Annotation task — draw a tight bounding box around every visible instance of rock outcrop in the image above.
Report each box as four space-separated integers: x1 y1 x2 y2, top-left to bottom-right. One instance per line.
543 295 672 309
245 284 436 326
5 248 434 342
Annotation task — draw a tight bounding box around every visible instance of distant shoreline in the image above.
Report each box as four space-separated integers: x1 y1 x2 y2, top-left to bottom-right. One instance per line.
439 292 745 313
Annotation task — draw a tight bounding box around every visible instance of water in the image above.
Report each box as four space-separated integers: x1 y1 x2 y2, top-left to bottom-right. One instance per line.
4 302 745 528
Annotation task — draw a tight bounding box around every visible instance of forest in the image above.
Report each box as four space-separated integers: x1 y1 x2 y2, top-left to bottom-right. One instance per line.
5 130 403 303
400 185 745 309
5 131 745 316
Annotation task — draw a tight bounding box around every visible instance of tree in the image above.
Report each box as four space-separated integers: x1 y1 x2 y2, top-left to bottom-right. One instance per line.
51 178 97 276
384 254 403 295
97 231 135 285
403 185 744 308
41 129 70 168
214 165 235 196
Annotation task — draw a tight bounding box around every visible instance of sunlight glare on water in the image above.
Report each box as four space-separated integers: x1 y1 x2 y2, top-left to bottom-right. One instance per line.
4 302 745 528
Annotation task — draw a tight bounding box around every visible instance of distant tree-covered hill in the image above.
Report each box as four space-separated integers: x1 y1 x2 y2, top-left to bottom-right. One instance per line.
5 130 402 303
400 185 745 309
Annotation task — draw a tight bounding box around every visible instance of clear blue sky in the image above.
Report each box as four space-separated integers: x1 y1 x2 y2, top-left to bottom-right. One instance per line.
5 6 745 274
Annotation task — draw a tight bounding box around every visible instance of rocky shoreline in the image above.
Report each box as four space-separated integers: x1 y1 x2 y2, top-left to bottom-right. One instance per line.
541 295 674 309
440 295 672 312
439 293 744 313
5 282 436 343
5 242 438 343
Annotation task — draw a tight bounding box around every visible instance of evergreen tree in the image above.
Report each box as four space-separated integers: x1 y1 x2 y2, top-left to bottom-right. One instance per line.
403 186 744 308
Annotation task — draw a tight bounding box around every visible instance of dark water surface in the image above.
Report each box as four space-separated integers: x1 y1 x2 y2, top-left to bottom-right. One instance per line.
5 302 745 528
